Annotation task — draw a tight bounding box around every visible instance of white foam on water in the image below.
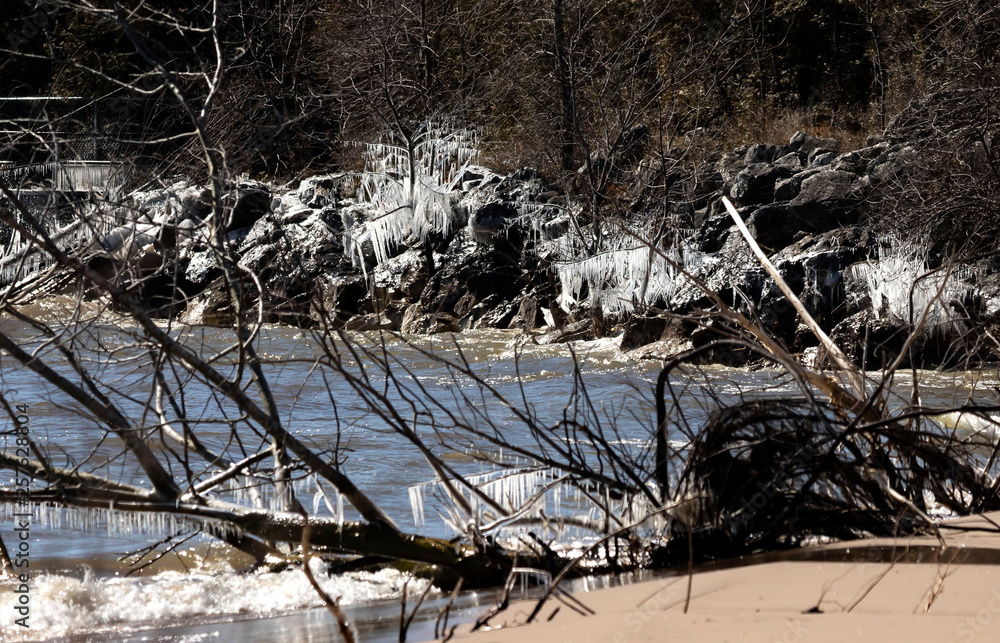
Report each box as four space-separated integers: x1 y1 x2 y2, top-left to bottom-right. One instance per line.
0 563 432 641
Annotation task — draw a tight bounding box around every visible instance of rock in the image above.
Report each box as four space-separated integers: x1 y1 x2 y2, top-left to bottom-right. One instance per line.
297 174 343 209
344 312 395 331
310 274 369 325
717 145 752 182
830 309 913 369
789 170 863 224
536 319 594 345
773 168 821 202
99 223 160 256
831 151 864 174
620 315 668 351
866 145 919 185
773 153 805 171
238 242 280 275
219 184 270 232
469 201 517 243
746 143 788 165
809 151 836 167
400 304 458 334
461 294 519 330
625 337 694 361
766 228 869 339
728 163 795 207
696 210 735 252
272 193 313 224
788 131 837 158
493 168 548 202
673 232 764 315
420 229 524 321
510 295 544 332
745 202 803 251
185 250 220 284
179 287 234 327
689 321 752 366
372 248 429 302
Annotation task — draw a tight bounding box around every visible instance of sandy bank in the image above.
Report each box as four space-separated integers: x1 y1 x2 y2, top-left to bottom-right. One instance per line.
445 513 1000 642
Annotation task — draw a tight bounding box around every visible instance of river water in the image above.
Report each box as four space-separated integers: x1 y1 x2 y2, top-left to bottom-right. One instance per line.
0 311 995 641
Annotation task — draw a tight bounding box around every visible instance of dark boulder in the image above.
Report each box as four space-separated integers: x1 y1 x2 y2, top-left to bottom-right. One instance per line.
400 304 458 334
220 185 271 232
788 131 837 158
773 168 821 201
728 163 796 207
620 315 669 351
420 230 525 324
469 201 517 243
789 170 863 225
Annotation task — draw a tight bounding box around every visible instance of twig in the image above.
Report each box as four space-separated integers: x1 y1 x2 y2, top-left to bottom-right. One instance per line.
399 574 434 642
300 513 355 643
434 578 463 640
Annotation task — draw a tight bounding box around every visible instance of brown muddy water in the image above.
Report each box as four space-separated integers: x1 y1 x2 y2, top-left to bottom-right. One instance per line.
0 307 996 641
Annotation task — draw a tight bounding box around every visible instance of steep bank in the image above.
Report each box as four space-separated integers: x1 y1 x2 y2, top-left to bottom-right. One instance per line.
17 94 1000 371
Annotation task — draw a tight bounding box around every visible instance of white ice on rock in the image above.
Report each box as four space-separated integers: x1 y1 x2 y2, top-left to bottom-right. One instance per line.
552 232 705 316
346 122 481 267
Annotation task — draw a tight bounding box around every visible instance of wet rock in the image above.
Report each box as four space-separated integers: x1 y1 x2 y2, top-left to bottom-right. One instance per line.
310 274 368 325
620 315 668 351
372 248 429 302
461 294 519 330
510 294 544 332
344 312 396 331
830 309 913 369
420 230 524 320
400 304 458 334
689 321 752 366
765 228 869 339
536 319 594 345
625 337 694 361
180 287 234 327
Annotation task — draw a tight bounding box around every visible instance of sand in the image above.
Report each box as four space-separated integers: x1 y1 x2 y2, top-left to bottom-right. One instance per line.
444 513 1000 642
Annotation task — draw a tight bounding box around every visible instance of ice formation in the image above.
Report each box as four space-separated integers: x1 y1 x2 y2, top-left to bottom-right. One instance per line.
552 232 704 315
347 122 480 267
408 466 666 542
851 237 972 334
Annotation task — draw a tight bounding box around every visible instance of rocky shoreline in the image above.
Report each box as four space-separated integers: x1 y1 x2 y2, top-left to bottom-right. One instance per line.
73 101 1000 371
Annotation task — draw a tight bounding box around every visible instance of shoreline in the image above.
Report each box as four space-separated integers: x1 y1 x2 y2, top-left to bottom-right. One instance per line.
445 512 1000 642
